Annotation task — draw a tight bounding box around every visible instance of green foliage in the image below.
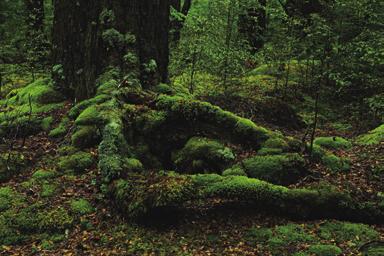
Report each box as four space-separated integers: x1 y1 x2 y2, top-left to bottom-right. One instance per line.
241 153 305 185
41 116 54 131
40 183 57 198
0 187 25 212
356 124 384 145
307 244 342 256
70 198 94 215
314 137 352 150
173 137 235 174
57 151 94 173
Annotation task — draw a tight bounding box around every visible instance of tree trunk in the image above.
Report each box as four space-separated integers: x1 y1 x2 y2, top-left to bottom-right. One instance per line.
52 0 170 101
238 0 266 53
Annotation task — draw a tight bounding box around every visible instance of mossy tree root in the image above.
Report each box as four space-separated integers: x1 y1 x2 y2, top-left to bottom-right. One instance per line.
111 173 384 223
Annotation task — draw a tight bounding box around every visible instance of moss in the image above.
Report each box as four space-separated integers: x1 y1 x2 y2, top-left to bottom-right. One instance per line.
49 117 70 138
0 152 28 182
41 116 54 131
241 153 305 185
314 137 352 150
364 246 384 256
71 125 101 149
0 187 25 211
75 105 103 126
222 166 247 176
245 227 273 243
321 154 350 172
318 221 379 246
172 137 235 174
356 124 384 145
40 183 57 198
123 158 144 173
68 94 110 119
57 151 94 173
257 147 284 155
307 245 342 256
70 198 94 215
261 136 289 150
6 78 63 105
32 169 57 180
153 83 174 95
38 207 73 231
156 95 271 147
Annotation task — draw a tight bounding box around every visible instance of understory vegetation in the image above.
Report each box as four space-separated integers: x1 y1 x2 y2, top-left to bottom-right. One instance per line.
0 0 383 255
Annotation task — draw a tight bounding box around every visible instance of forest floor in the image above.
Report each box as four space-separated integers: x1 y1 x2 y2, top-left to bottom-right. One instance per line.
1 103 383 256
0 66 383 255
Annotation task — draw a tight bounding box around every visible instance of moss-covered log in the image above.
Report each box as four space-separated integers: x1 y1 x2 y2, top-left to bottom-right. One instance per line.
111 173 384 223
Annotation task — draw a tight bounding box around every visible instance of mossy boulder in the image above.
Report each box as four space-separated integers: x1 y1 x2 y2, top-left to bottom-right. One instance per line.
71 125 101 149
57 151 94 173
172 137 235 174
241 153 306 185
314 137 352 150
49 117 70 138
311 145 351 172
32 169 58 180
75 105 104 126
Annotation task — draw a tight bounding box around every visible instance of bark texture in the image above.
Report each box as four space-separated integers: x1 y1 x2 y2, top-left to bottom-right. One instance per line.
52 0 170 100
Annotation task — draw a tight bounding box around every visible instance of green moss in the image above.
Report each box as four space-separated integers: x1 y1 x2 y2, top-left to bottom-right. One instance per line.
123 158 144 173
40 183 57 198
261 136 289 150
364 246 384 256
0 152 28 182
41 116 54 131
307 245 342 256
70 198 94 215
172 137 235 174
68 94 110 119
314 137 352 150
49 117 70 138
57 151 94 173
75 105 103 126
156 95 271 147
245 227 273 243
38 207 73 231
321 154 350 172
241 153 305 185
71 125 101 149
6 78 63 105
257 147 284 155
222 166 247 176
32 169 57 180
0 187 25 211
357 124 384 145
318 221 379 246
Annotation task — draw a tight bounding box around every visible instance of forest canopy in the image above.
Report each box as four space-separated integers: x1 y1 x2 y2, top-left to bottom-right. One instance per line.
0 0 383 255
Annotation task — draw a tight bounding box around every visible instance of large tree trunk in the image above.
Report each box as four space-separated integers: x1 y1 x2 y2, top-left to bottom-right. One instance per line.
238 0 266 54
52 0 170 101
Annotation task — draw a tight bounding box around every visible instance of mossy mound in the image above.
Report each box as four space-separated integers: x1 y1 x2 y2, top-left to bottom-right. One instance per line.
0 152 28 182
311 145 351 172
57 151 94 173
0 78 64 137
172 137 235 174
71 125 101 149
239 153 306 185
32 169 58 180
0 203 73 246
70 198 94 215
356 124 384 145
314 137 352 150
49 117 70 138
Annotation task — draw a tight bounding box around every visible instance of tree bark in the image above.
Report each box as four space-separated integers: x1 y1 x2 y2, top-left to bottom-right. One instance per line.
52 0 170 100
238 0 266 53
